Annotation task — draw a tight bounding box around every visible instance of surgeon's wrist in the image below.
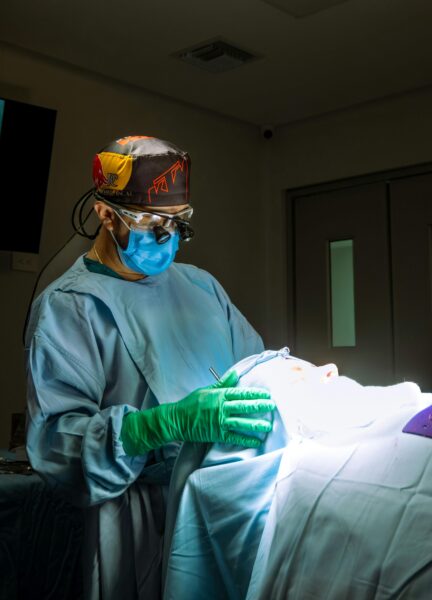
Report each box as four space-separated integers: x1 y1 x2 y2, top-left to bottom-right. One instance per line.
121 406 176 455
150 403 181 444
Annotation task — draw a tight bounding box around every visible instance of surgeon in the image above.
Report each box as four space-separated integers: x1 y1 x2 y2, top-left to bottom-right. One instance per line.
25 136 275 600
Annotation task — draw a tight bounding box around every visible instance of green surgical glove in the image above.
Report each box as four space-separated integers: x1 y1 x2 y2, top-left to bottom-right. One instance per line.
121 370 275 456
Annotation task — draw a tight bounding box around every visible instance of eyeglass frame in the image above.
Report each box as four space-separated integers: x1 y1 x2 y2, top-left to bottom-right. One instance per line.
101 198 193 232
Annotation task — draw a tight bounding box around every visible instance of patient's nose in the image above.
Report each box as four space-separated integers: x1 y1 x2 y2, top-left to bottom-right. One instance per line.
312 364 339 383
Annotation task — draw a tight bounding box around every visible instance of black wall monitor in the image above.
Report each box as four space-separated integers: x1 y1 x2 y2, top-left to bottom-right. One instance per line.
0 97 57 253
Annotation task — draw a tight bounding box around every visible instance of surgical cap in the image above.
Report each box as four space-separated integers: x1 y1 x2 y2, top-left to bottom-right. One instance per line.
92 135 191 207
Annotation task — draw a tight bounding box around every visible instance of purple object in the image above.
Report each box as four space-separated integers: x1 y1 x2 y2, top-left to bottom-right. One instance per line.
402 405 432 439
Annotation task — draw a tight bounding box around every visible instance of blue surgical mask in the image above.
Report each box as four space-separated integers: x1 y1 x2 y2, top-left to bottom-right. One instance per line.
112 228 179 276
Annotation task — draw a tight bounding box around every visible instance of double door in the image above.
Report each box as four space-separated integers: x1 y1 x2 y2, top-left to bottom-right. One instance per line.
290 171 432 390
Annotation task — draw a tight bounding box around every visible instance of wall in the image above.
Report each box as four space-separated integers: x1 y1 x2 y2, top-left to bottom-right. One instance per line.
0 43 263 448
261 86 432 349
3 42 432 448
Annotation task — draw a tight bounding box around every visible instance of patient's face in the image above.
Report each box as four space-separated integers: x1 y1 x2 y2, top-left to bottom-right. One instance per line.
277 358 338 385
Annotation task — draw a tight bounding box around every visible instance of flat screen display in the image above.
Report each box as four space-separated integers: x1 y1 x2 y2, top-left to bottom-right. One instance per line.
0 97 56 253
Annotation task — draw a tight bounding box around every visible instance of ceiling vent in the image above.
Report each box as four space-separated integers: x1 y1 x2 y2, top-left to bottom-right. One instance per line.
262 0 349 18
175 40 257 73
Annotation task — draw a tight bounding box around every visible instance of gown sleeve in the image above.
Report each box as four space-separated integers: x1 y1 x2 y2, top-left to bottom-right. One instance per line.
26 300 147 508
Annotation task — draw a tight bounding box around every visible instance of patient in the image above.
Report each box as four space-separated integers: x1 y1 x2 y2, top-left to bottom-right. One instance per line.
165 348 432 600
237 347 428 440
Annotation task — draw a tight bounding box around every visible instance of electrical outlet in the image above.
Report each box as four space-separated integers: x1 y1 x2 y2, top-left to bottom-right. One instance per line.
12 252 39 272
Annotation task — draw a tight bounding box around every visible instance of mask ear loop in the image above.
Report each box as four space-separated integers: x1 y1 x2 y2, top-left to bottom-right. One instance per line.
112 208 131 231
106 208 138 267
107 207 133 248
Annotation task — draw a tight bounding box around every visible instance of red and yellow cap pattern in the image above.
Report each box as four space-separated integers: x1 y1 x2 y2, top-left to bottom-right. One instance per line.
92 135 190 207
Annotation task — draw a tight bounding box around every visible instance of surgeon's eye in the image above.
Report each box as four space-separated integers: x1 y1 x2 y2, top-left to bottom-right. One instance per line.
138 214 160 226
131 214 164 230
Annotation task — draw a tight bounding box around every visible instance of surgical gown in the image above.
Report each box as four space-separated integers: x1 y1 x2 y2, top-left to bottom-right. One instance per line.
25 256 264 600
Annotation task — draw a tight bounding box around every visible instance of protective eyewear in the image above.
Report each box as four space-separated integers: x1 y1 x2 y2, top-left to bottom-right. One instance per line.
105 200 194 243
116 205 193 231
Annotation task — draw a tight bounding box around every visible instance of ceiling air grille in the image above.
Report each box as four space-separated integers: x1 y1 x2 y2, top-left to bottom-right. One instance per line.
262 0 349 18
175 40 257 73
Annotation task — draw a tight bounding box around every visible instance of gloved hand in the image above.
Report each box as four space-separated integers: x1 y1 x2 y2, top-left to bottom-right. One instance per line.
121 370 275 456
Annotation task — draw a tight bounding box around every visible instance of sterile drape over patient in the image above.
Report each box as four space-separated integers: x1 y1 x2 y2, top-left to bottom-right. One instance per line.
164 348 432 600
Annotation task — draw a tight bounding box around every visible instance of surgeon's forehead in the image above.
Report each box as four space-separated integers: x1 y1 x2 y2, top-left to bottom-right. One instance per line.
127 203 190 213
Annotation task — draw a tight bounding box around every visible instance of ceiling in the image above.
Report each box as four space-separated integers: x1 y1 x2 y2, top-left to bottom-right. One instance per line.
1 0 432 125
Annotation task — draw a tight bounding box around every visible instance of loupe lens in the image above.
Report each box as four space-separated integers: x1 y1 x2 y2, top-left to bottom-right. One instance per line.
153 225 171 244
177 222 194 242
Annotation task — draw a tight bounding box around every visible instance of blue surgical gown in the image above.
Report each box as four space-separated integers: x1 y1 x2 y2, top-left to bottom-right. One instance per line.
25 256 264 600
